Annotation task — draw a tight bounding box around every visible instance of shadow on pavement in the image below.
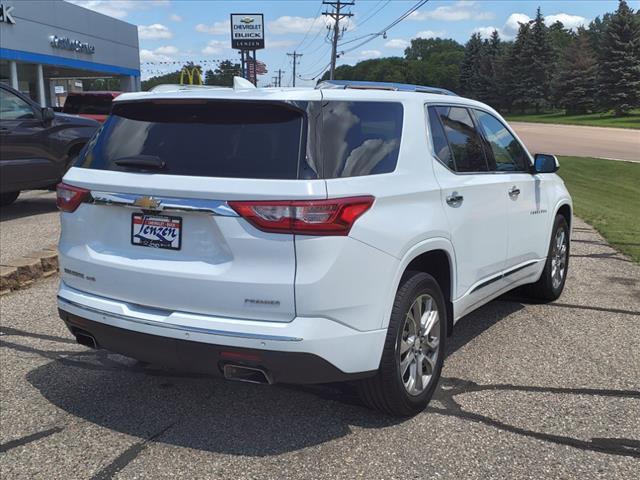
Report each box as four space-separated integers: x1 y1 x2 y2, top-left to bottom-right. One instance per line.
1 297 636 463
0 192 57 222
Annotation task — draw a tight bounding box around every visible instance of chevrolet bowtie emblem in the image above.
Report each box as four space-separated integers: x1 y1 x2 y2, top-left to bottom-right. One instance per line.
133 196 161 210
241 17 255 24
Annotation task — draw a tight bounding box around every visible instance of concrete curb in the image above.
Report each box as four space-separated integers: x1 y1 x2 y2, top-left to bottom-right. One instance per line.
0 244 58 295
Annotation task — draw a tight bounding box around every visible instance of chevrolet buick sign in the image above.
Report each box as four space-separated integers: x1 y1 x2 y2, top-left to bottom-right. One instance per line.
0 3 16 24
230 13 264 50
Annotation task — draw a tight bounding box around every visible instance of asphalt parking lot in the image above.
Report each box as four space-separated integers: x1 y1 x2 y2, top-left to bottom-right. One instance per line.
1 201 639 479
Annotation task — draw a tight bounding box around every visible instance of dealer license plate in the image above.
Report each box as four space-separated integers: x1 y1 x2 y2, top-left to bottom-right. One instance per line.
131 213 182 250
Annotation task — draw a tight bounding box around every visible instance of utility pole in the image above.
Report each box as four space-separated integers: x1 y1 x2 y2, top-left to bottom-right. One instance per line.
277 69 285 87
322 0 354 80
286 51 303 87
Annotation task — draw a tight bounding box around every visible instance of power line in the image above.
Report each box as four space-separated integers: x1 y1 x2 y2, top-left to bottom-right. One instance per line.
338 0 430 55
322 0 355 80
287 51 303 87
295 2 324 52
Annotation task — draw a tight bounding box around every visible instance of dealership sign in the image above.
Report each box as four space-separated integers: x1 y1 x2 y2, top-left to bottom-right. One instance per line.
0 3 15 24
230 14 264 50
50 35 95 55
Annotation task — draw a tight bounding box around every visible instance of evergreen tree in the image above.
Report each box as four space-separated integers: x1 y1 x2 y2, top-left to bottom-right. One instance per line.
504 22 532 113
459 32 484 98
598 0 640 115
476 30 504 109
520 8 555 113
553 28 598 114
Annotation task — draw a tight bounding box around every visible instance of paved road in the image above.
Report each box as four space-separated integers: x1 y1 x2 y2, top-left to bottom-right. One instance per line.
511 122 640 162
1 218 638 479
0 191 59 265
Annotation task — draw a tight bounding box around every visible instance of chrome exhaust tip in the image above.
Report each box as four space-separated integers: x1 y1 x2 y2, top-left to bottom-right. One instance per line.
223 364 273 385
75 331 97 349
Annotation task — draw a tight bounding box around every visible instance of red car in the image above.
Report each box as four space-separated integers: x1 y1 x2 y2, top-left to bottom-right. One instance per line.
62 91 121 123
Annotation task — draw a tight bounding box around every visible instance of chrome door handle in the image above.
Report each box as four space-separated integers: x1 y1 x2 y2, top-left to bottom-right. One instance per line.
508 186 521 197
446 192 464 207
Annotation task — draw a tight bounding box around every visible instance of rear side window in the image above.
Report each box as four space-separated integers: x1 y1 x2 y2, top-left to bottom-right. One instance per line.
77 101 305 179
434 106 488 173
427 106 454 170
63 95 114 115
321 101 403 178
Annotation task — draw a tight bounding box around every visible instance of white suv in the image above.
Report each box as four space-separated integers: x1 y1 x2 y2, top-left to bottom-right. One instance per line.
56 79 572 416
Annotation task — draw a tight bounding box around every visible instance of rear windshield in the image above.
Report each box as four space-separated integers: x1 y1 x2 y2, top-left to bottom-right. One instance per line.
76 99 403 179
77 101 305 179
63 95 114 115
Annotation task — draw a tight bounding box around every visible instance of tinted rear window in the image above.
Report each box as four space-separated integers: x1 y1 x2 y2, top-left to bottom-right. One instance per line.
77 101 305 179
321 101 403 178
63 95 114 115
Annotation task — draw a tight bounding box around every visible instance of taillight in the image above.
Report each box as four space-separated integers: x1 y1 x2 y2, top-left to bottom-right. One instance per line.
229 196 374 236
56 183 89 212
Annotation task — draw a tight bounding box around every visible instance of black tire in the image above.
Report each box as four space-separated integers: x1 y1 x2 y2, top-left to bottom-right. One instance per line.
523 214 570 301
357 271 446 417
0 191 19 207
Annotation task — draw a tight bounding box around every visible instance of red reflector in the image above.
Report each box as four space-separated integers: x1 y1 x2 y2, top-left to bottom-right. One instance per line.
56 183 89 213
220 351 262 362
229 196 374 236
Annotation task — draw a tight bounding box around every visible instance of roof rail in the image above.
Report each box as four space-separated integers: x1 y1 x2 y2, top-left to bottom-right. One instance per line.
316 80 457 96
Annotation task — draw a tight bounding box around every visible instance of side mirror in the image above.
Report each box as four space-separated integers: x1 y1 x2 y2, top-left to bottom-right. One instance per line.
41 107 56 124
533 154 559 174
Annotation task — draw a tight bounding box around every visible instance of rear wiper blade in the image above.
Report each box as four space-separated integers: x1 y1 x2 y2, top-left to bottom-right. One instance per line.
113 155 166 170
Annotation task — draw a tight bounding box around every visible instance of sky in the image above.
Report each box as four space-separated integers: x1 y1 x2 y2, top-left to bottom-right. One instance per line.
66 0 640 86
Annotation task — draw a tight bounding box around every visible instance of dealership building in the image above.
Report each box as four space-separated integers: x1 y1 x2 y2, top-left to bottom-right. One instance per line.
0 0 140 106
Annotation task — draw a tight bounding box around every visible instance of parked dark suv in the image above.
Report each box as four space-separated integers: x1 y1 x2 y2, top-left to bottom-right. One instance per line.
0 83 99 206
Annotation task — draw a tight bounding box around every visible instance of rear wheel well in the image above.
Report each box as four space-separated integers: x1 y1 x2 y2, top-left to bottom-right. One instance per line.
404 250 453 336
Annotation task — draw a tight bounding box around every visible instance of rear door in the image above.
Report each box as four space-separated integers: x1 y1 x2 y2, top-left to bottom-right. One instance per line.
427 105 509 304
60 99 324 322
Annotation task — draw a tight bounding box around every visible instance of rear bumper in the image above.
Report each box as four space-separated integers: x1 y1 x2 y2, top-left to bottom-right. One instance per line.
57 282 386 383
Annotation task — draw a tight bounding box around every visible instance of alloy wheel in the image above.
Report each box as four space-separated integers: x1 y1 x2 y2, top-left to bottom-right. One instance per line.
551 227 568 290
398 294 440 396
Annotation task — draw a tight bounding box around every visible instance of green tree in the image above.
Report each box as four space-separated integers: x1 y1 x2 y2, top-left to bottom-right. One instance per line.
598 0 640 115
503 22 531 113
520 7 555 113
476 30 505 109
553 28 598 114
459 32 484 99
205 60 241 86
404 37 464 91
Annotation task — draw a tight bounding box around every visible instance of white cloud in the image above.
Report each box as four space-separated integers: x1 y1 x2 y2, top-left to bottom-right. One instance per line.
268 15 354 35
385 38 410 49
154 45 178 55
414 30 446 39
546 13 589 30
472 26 500 39
409 1 493 22
267 39 297 49
195 20 230 35
503 13 531 38
269 16 327 35
476 12 590 41
359 50 382 60
66 0 169 20
202 40 229 55
138 23 173 40
139 46 175 63
169 13 182 22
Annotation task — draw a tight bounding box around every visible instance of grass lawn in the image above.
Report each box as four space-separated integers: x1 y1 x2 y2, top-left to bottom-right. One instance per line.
505 110 640 129
557 156 640 262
